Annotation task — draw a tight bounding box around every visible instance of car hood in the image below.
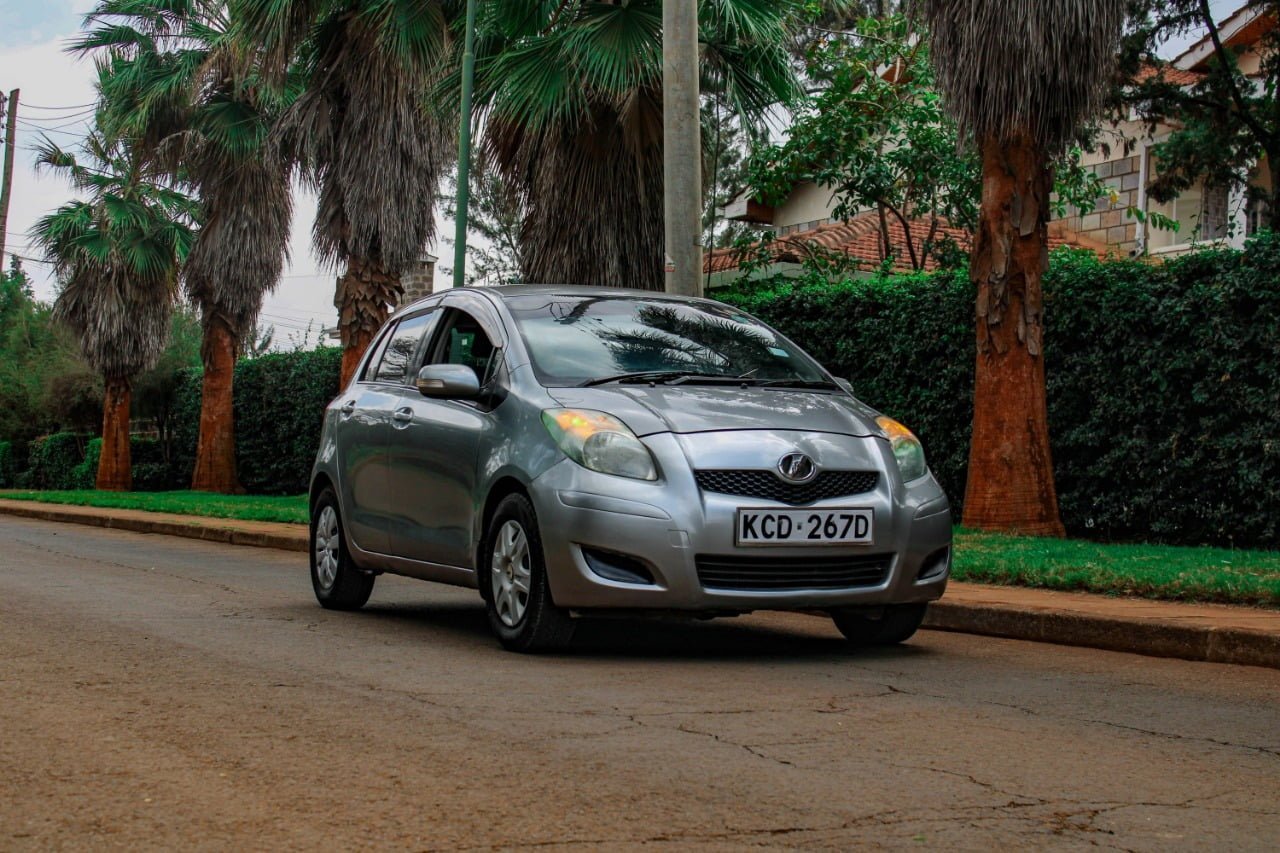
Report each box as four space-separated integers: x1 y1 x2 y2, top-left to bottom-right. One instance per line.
546 385 882 438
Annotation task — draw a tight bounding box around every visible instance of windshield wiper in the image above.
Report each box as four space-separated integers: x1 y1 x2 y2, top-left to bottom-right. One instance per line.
755 378 840 390
580 370 732 387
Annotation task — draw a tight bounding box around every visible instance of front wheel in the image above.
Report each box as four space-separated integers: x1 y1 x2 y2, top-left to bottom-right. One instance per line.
481 494 575 653
831 603 927 646
310 487 375 610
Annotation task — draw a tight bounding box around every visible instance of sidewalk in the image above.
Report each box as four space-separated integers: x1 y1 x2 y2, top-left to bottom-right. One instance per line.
2 497 1278 669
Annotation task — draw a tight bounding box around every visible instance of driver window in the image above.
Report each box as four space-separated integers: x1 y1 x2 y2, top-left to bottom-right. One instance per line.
431 309 499 383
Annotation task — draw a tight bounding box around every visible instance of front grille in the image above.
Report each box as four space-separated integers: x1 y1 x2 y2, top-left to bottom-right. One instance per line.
695 553 891 591
694 469 878 505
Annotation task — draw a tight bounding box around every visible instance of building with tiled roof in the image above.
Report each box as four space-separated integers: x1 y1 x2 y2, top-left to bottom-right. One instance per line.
703 210 1106 286
711 3 1273 283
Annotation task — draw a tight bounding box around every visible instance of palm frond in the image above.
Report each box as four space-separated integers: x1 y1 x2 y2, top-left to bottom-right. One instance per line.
920 0 1127 151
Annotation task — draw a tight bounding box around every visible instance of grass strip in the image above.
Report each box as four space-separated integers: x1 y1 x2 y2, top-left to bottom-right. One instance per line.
953 528 1280 608
0 490 308 525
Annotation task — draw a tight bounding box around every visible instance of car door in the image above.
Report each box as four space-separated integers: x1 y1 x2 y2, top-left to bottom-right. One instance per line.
385 304 505 568
336 310 438 556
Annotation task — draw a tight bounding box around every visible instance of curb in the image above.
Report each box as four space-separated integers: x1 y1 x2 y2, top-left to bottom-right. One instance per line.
2 499 1277 670
0 500 307 552
922 600 1280 671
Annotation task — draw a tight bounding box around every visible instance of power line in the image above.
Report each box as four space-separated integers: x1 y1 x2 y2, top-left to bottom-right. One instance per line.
16 108 95 124
19 102 94 111
16 121 88 137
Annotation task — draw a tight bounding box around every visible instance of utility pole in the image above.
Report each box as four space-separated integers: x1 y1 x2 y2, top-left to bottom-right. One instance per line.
662 0 702 296
0 88 18 262
451 0 478 288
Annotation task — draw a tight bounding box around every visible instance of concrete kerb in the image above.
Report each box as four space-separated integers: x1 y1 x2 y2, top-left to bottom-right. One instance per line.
0 498 308 552
1 498 1277 670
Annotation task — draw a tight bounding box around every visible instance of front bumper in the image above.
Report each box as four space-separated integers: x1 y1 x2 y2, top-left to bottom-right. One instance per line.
530 431 952 612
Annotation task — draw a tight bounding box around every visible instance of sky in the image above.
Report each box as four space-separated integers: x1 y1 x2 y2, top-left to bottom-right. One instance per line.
0 0 1242 345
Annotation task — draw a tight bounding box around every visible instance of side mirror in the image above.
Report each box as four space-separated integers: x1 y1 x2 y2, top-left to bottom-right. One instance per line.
416 364 480 399
835 378 854 394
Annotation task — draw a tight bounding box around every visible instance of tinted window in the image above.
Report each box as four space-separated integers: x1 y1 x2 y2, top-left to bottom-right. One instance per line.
374 312 435 383
505 295 826 386
360 325 395 382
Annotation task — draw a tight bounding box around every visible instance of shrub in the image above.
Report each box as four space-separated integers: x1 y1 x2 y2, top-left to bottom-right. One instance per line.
0 440 16 488
720 232 1280 548
72 438 102 489
172 347 343 495
27 432 88 491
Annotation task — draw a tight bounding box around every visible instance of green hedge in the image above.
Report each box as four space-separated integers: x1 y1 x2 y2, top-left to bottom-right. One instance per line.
26 432 90 491
71 438 101 489
721 232 1280 548
172 347 343 495
0 440 16 488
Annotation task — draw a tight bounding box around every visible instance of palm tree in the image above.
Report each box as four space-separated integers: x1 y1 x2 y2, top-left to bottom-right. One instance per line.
469 0 800 291
77 0 294 494
31 133 196 491
920 0 1127 535
234 0 454 384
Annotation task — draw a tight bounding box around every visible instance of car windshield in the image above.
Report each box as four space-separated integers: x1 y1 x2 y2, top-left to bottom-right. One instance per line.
504 294 829 387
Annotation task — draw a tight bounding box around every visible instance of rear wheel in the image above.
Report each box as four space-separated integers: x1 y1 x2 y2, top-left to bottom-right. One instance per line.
831 603 927 646
481 494 575 653
310 487 375 610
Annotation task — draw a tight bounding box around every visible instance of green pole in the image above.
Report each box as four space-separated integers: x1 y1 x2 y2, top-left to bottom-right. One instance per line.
451 0 478 288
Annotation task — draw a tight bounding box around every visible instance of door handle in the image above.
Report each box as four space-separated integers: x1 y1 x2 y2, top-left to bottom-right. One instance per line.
392 407 413 424
339 400 356 417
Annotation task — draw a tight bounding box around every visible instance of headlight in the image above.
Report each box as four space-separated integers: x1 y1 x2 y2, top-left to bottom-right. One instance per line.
876 416 928 483
541 409 658 481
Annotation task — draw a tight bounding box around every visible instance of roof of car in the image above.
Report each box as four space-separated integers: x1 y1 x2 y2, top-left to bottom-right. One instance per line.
482 284 712 301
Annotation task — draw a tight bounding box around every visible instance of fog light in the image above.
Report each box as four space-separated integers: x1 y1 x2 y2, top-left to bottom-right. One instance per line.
917 546 950 582
582 547 656 585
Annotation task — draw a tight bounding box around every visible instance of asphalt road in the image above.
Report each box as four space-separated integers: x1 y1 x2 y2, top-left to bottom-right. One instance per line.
1 516 1278 851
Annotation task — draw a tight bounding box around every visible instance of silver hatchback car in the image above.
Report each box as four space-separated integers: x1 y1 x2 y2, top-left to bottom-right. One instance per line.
309 286 951 652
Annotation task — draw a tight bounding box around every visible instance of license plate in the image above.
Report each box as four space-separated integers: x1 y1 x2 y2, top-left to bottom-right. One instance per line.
736 508 874 546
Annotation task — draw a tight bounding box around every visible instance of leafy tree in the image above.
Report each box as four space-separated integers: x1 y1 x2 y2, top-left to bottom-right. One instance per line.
79 0 295 493
742 13 1114 275
439 152 526 287
31 133 196 490
922 0 1128 536
751 15 979 271
236 0 454 385
1115 0 1280 231
133 304 203 466
701 95 752 254
0 257 90 444
467 0 801 291
242 322 276 357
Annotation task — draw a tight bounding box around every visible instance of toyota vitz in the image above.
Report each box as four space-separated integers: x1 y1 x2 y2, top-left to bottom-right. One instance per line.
309 286 951 652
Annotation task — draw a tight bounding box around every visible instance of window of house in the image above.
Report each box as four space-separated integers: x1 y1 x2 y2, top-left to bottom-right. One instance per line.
1145 154 1229 250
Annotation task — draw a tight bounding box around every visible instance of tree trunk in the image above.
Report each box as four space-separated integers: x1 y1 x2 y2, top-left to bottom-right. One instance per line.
97 376 132 492
961 134 1065 536
337 254 401 387
191 314 242 493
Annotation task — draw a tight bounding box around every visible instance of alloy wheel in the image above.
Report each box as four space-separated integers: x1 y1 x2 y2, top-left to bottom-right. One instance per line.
315 505 340 590
491 520 532 627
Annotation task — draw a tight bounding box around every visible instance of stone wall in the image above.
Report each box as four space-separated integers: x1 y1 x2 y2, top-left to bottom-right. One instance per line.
396 254 438 308
1052 156 1141 256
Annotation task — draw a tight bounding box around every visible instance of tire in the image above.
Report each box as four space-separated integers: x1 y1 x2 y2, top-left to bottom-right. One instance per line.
310 487 375 611
831 603 927 646
480 493 575 653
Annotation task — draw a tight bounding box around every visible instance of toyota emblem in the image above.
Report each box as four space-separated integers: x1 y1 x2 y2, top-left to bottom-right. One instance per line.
776 452 818 484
